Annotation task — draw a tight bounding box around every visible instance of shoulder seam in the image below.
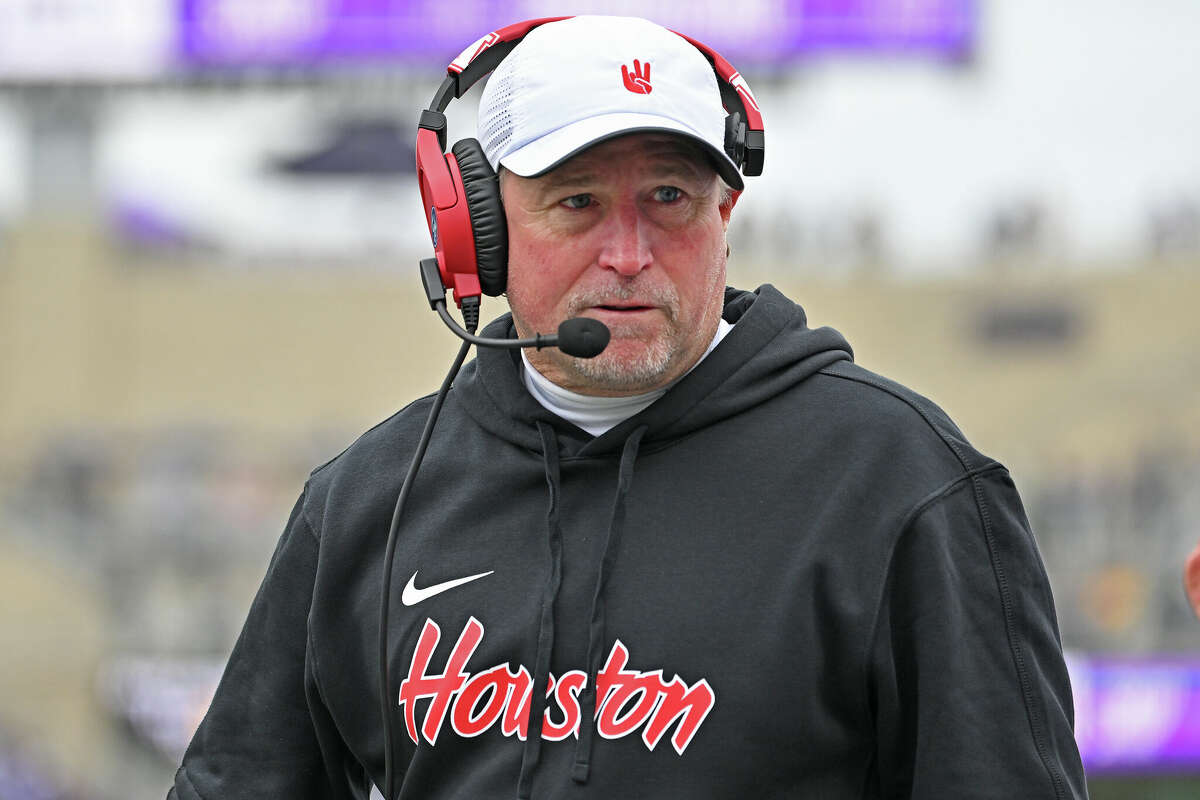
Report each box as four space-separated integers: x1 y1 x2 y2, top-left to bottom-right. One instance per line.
817 364 972 472
968 469 1069 799
296 483 320 544
859 464 1006 722
305 607 335 757
860 464 1068 800
294 490 339 777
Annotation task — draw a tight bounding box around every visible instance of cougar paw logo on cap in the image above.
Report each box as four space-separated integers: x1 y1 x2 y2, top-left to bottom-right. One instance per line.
621 59 652 94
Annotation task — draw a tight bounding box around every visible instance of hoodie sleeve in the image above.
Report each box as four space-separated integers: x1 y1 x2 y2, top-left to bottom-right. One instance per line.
869 467 1088 800
168 488 357 800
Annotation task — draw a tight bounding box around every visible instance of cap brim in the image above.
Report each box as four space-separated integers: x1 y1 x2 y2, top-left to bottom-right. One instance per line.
498 112 744 192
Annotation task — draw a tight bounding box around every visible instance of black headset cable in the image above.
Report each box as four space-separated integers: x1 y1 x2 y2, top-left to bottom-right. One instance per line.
378 297 478 799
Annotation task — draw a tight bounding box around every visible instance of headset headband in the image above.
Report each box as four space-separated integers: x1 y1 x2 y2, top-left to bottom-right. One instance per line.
415 17 765 306
421 17 764 173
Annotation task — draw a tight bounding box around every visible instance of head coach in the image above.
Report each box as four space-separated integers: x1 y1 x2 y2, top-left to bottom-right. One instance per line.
168 15 1088 800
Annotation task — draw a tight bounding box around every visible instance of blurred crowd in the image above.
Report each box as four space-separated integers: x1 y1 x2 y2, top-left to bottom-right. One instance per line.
1029 444 1200 651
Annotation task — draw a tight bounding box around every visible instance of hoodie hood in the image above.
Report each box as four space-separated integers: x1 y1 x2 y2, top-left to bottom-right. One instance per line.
456 284 854 457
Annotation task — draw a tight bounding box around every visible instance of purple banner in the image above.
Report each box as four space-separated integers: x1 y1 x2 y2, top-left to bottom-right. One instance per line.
177 0 975 68
1068 652 1200 773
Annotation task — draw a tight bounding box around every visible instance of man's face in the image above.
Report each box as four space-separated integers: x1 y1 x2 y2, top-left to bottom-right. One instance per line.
501 133 735 396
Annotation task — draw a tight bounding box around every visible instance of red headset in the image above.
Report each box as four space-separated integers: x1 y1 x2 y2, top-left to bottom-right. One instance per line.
415 17 766 307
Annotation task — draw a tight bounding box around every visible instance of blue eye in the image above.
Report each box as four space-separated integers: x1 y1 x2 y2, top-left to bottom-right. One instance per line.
655 186 682 202
562 194 592 209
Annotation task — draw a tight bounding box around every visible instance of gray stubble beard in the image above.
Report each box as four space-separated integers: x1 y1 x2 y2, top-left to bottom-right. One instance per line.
566 323 679 391
559 281 684 393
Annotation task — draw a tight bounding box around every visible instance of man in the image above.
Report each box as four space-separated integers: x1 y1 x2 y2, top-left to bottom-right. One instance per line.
169 16 1088 800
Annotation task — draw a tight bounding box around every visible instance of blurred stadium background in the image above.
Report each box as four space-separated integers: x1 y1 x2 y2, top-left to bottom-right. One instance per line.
1 1 1199 797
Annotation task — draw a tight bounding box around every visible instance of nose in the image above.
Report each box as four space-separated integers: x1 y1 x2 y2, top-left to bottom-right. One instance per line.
597 199 652 277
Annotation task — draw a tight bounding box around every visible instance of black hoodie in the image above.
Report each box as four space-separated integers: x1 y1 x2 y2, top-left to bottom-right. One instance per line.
170 285 1088 799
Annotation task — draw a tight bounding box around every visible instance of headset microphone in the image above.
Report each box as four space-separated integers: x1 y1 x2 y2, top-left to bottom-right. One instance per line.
554 318 610 358
433 301 610 358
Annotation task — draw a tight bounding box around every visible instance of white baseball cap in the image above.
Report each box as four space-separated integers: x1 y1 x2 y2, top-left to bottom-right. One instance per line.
478 16 744 191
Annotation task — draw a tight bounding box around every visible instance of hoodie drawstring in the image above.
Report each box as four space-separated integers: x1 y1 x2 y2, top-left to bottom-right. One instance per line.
572 425 647 785
516 423 648 797
517 422 565 800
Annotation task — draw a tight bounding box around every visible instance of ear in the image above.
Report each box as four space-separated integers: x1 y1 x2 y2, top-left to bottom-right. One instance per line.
720 189 742 229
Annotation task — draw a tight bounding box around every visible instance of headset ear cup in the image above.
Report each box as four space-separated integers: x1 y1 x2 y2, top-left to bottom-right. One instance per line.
451 138 508 296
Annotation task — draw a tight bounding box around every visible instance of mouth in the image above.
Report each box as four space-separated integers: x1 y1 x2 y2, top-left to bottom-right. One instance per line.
591 303 656 313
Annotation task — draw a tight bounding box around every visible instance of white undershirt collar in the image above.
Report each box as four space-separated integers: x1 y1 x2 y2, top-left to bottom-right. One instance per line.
521 318 733 436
